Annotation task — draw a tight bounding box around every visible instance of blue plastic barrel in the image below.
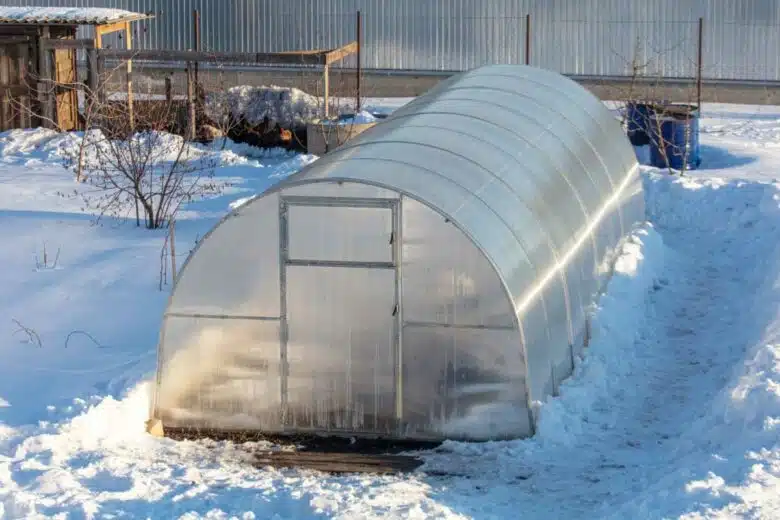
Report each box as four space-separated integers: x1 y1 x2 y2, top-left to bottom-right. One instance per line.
649 104 701 171
625 102 654 146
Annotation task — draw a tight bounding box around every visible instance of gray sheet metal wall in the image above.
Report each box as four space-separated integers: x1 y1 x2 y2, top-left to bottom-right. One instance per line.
9 1 778 79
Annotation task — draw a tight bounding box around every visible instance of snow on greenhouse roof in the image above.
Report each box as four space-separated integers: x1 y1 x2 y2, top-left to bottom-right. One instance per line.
0 7 151 25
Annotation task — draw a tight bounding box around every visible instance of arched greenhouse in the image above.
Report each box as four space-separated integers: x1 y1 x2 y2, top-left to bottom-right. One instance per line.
148 64 644 442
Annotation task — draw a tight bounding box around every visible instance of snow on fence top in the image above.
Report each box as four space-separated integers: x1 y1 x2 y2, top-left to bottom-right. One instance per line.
0 7 151 25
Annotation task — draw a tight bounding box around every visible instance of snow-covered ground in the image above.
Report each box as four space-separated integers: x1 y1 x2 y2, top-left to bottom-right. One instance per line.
1 101 780 519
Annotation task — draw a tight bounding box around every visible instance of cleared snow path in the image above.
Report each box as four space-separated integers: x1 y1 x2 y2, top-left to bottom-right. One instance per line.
419 174 780 519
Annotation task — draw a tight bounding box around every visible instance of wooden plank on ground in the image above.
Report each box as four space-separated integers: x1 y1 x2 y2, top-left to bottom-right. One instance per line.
253 450 424 475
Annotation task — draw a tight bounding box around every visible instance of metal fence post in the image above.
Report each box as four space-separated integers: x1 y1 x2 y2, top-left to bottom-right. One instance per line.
525 14 531 65
697 17 704 108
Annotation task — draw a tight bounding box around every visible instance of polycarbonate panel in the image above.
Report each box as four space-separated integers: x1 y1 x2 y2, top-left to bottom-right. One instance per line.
285 265 397 434
287 204 393 264
282 182 400 199
430 89 614 198
168 193 280 318
326 141 553 268
155 316 281 430
476 66 639 183
453 74 625 178
364 100 604 219
401 324 530 440
542 275 575 394
564 255 588 341
402 198 515 328
371 113 575 252
521 295 553 404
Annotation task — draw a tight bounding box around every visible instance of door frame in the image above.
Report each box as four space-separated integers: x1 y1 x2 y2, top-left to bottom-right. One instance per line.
278 194 403 433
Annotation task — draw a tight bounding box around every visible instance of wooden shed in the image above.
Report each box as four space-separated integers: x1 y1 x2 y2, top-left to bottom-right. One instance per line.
0 7 151 131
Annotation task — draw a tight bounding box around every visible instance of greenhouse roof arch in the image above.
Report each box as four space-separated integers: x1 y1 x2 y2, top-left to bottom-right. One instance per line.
149 64 644 442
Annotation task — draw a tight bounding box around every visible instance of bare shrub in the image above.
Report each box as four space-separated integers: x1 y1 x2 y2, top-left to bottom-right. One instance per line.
57 60 222 230
34 242 61 270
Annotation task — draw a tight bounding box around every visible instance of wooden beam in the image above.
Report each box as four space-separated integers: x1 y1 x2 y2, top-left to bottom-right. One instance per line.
323 63 330 118
0 85 30 97
0 36 31 46
186 63 196 140
325 41 358 65
98 48 327 66
94 20 129 37
40 38 94 50
94 27 103 49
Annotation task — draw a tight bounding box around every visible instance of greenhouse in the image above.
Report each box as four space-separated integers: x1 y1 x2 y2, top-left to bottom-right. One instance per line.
148 64 644 442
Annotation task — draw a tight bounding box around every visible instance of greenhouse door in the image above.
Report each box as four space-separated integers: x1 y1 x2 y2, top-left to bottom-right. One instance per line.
280 196 400 435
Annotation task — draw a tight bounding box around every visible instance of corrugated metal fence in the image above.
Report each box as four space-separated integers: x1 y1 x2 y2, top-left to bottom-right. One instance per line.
5 0 780 80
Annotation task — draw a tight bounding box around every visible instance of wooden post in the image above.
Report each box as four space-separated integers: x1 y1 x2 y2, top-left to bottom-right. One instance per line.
37 27 54 128
96 51 106 105
94 26 103 49
125 22 134 131
186 63 196 140
525 14 531 65
85 47 98 128
356 10 362 112
697 17 703 109
86 48 98 94
16 43 30 129
164 75 172 103
323 64 330 118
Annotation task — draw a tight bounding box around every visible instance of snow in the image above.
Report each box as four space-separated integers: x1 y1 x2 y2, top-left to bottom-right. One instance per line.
0 7 145 24
330 111 378 125
205 86 322 128
1 100 780 518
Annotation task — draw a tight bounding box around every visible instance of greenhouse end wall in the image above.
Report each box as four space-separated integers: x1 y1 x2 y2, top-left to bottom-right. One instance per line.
154 183 529 440
150 64 644 442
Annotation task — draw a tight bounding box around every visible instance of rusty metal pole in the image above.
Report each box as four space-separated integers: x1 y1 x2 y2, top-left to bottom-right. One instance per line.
525 14 531 65
193 9 201 85
697 17 703 109
356 10 362 112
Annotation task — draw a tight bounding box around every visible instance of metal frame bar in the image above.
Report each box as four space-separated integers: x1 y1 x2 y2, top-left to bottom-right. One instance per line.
392 197 404 426
402 320 516 331
285 259 394 269
278 198 290 426
151 315 168 419
284 195 397 269
165 312 280 321
281 195 397 209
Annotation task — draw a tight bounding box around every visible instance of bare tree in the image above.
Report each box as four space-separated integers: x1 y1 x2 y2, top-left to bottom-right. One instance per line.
56 58 222 229
606 27 700 176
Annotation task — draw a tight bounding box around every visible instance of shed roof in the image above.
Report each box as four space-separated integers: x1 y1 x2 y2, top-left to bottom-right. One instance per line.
0 7 151 25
